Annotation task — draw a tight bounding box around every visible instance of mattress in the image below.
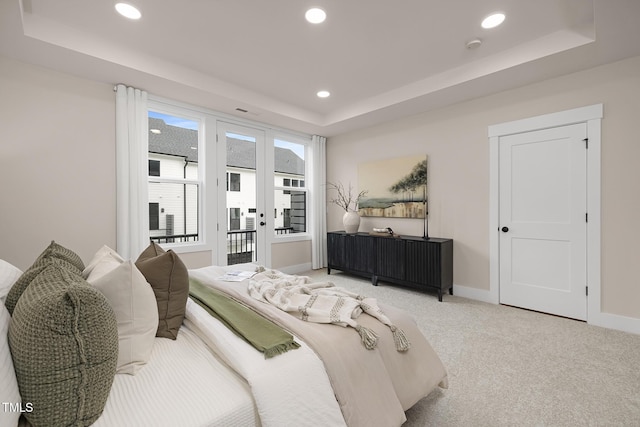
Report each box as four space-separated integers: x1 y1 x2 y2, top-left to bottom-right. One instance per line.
93 325 259 427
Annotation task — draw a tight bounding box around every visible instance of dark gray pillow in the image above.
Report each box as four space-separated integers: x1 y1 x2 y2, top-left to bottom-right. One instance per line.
136 243 189 340
8 265 118 427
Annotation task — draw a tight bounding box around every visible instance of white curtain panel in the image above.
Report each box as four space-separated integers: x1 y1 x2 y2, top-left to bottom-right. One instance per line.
115 85 149 260
311 135 327 269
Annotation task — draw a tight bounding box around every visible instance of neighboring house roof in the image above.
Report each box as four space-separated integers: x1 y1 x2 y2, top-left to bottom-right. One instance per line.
148 117 304 175
149 117 199 162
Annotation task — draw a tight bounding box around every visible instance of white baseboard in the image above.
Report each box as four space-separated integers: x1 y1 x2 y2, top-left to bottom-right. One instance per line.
455 284 640 336
589 311 640 335
277 262 312 275
453 284 498 304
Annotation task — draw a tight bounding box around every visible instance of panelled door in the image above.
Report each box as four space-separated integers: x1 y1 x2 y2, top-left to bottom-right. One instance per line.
499 123 587 320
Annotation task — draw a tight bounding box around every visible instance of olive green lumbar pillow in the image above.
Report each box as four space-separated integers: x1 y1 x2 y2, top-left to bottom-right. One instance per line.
136 242 189 340
8 267 118 427
5 257 82 315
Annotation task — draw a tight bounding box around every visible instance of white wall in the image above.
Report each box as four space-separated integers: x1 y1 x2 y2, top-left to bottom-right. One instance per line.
0 55 311 271
3 51 639 323
0 56 115 269
327 55 640 321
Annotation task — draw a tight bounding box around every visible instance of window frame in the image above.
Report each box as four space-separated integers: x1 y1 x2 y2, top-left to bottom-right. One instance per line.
147 101 209 253
146 96 314 257
271 132 311 242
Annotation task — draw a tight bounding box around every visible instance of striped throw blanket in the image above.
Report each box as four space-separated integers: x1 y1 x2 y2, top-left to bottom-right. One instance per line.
247 269 410 351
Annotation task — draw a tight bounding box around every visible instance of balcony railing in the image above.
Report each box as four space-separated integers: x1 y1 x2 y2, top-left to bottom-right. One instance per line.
150 227 295 265
275 226 293 235
150 234 199 244
227 229 256 264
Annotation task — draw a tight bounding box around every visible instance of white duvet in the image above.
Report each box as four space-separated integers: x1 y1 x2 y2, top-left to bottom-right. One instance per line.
184 298 347 427
94 325 258 427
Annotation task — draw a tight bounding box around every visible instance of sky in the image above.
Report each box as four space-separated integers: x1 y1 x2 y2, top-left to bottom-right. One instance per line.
149 110 305 159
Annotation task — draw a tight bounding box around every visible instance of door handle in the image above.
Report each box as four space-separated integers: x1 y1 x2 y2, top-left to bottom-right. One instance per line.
501 226 509 232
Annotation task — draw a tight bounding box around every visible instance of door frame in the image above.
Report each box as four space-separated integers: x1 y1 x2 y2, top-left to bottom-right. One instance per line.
488 104 602 324
216 121 269 267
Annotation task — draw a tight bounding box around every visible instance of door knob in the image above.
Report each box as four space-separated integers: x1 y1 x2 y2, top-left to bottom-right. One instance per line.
501 226 509 232
260 221 266 226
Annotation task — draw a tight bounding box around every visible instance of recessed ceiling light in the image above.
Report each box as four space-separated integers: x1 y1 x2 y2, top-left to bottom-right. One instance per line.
481 13 505 29
115 3 142 20
305 8 326 24
317 90 330 98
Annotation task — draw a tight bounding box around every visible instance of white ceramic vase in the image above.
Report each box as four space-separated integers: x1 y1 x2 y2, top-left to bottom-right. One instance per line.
343 210 361 234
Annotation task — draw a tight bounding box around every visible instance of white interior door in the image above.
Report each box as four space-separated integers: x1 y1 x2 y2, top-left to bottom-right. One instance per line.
216 122 267 266
499 123 587 320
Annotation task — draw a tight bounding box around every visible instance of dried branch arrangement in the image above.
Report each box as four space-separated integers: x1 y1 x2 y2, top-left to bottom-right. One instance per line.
327 182 368 212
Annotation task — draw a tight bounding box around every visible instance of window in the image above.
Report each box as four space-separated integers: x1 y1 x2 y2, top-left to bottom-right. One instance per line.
274 138 307 235
148 110 201 244
148 160 160 176
227 173 241 192
142 97 315 265
149 203 159 230
229 208 240 230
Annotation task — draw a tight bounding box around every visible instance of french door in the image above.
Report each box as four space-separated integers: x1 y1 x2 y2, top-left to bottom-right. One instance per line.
216 122 268 266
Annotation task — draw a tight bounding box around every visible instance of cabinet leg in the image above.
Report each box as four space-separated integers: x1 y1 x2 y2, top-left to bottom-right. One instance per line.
372 276 378 286
327 267 331 275
438 289 443 302
449 287 453 295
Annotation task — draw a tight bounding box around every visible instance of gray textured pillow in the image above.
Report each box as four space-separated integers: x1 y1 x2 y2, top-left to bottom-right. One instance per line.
8 265 118 427
136 243 189 339
4 257 81 315
35 240 85 272
5 241 84 315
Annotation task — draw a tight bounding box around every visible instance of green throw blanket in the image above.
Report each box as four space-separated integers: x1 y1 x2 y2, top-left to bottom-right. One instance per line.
189 278 300 358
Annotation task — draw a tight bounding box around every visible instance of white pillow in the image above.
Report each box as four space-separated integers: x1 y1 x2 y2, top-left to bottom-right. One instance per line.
0 259 22 303
0 301 21 427
87 258 158 375
82 245 124 279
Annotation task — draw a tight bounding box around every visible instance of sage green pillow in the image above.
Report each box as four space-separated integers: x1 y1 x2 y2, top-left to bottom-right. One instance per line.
5 241 84 315
35 240 85 272
8 265 118 427
4 257 81 315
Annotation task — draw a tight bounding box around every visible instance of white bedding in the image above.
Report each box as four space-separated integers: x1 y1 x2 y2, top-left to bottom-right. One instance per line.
94 263 443 427
93 325 259 427
184 298 347 427
189 263 448 427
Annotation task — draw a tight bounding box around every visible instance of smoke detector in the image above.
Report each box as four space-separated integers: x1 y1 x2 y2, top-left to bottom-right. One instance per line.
466 39 482 49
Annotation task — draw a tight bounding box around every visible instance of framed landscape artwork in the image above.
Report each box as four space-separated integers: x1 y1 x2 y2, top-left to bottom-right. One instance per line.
358 154 427 218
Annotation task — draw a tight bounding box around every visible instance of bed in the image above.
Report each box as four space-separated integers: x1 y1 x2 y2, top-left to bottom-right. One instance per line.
1 245 446 427
93 325 259 427
186 263 448 427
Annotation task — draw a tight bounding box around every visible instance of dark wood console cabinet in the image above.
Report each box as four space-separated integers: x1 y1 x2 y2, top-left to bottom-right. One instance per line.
327 231 453 301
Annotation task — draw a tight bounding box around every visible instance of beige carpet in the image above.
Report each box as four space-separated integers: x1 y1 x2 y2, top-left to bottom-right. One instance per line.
303 269 640 427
